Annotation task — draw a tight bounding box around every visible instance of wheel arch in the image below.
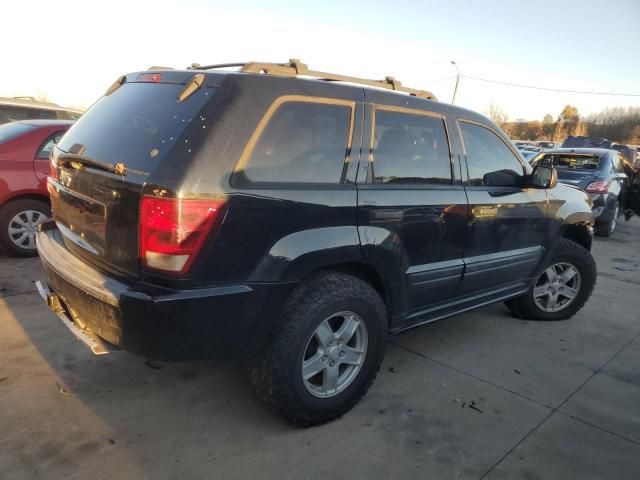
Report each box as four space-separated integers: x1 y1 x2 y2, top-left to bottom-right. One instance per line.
561 223 593 252
0 192 50 211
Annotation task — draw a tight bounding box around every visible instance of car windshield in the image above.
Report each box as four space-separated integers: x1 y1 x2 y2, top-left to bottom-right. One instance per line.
0 122 36 143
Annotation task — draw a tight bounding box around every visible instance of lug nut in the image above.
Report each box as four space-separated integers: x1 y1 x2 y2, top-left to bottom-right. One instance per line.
339 351 345 358
322 355 327 362
329 361 335 367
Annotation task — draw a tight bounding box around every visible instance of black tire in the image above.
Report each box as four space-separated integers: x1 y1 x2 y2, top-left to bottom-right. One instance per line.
249 271 388 426
505 238 596 321
594 202 619 238
0 199 50 257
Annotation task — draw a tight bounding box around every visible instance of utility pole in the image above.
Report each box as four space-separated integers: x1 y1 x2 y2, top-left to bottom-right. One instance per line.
451 60 460 104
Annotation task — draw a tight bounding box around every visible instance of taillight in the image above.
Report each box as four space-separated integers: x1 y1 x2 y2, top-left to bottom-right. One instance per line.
585 180 610 194
139 196 226 274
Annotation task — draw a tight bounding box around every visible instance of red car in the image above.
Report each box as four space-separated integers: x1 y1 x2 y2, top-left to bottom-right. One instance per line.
0 120 73 256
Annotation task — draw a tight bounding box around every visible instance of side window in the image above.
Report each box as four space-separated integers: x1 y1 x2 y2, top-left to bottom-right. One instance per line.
236 100 352 184
459 122 524 187
36 131 64 159
372 109 452 184
0 105 30 124
30 109 58 120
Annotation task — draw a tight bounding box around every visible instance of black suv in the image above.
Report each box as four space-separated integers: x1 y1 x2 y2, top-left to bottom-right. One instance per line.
36 60 635 426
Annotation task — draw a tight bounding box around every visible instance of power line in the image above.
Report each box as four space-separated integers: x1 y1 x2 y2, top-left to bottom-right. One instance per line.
425 75 457 84
461 75 640 97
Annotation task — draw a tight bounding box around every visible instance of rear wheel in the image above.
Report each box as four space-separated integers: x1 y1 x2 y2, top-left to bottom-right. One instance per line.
505 238 596 321
249 271 387 426
594 202 619 237
0 199 50 257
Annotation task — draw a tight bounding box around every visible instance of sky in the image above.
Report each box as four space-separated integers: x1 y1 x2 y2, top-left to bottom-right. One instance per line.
2 0 639 121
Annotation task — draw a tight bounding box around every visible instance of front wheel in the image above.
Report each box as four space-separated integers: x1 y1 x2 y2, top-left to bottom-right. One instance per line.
506 238 596 321
249 271 387 426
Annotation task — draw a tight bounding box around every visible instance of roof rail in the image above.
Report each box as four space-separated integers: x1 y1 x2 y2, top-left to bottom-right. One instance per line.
188 59 437 100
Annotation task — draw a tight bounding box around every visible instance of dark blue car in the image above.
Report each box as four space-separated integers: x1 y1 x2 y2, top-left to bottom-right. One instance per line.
531 148 634 236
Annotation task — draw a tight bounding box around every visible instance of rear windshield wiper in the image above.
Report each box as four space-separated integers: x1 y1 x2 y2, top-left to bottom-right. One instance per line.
56 152 149 176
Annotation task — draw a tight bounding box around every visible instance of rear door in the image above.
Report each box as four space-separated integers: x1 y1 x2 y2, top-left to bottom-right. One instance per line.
357 95 468 320
455 119 549 295
49 76 215 277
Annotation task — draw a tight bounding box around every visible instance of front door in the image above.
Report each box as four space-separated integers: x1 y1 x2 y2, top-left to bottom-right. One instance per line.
455 119 549 295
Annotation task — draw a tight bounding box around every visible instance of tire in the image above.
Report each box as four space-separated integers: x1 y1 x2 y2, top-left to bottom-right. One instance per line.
249 271 388 426
594 202 619 238
505 238 596 321
0 199 51 257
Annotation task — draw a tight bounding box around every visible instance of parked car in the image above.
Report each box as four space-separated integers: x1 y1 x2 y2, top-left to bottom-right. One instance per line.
0 97 82 125
530 148 635 236
0 120 73 255
36 60 616 426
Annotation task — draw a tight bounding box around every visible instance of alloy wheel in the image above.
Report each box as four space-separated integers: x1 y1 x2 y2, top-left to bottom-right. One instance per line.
533 262 581 313
301 311 368 398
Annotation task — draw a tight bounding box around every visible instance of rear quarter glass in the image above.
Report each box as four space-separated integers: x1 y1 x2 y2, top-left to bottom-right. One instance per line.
56 83 215 172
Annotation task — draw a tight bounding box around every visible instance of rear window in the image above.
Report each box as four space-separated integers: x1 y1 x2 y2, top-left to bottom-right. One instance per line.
0 122 37 143
57 82 213 172
537 154 601 170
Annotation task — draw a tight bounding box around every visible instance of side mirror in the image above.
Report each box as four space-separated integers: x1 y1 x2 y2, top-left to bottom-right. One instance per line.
482 169 521 187
529 164 558 189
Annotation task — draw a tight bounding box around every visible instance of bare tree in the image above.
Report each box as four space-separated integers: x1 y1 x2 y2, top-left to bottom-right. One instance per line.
35 90 51 103
486 103 509 126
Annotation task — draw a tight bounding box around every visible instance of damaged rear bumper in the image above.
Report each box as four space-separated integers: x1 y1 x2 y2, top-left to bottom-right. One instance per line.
35 222 295 361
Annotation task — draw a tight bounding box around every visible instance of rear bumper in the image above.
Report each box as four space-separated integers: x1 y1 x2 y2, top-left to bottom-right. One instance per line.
36 223 295 361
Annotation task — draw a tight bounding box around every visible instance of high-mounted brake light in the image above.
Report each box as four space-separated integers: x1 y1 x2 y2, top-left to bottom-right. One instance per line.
139 196 226 274
137 73 163 83
585 180 610 194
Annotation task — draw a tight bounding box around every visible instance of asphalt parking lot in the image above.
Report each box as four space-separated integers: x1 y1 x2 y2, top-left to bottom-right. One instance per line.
1 220 639 480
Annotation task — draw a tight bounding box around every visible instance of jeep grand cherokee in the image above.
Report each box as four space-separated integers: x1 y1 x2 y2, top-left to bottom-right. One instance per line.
36 60 630 426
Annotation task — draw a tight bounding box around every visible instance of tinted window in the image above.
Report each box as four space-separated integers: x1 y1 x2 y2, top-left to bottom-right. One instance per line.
372 110 451 184
0 122 37 143
460 122 524 186
0 105 32 124
0 105 58 123
57 83 213 172
36 131 65 158
238 101 351 184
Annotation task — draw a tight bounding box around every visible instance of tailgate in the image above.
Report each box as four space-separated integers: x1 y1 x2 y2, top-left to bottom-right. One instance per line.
50 77 215 277
557 170 596 190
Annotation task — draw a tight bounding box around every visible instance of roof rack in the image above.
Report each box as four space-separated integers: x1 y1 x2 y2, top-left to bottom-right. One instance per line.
188 59 437 100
